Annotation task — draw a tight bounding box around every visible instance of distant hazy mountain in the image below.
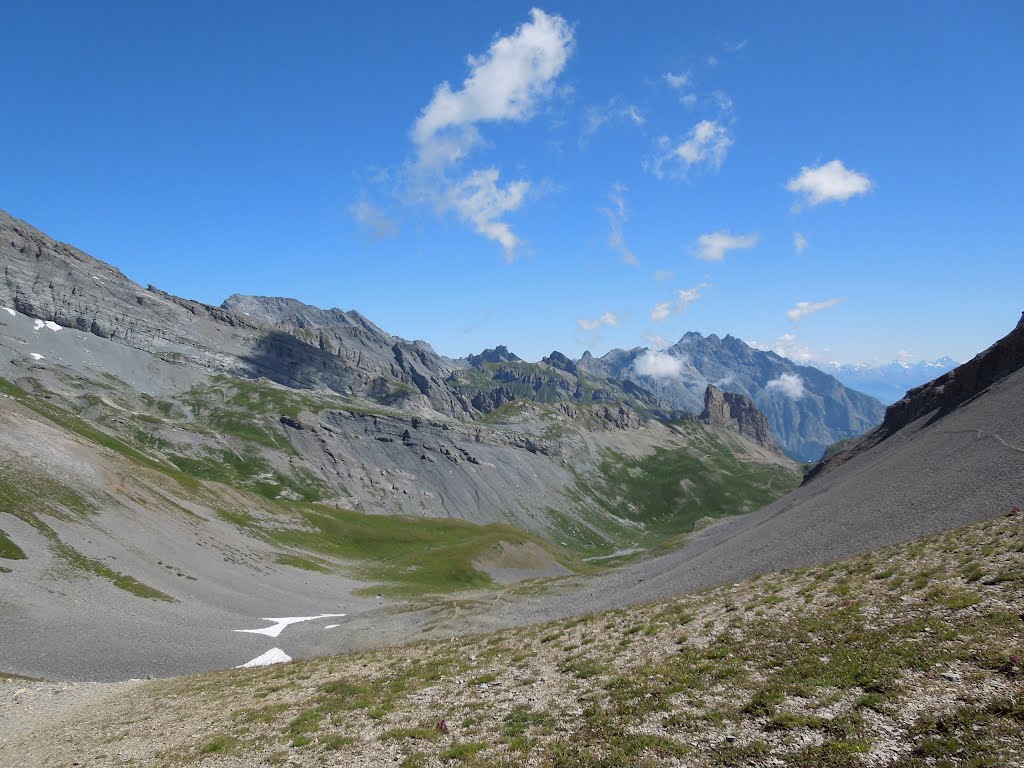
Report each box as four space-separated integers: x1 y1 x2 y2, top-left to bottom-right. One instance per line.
811 357 958 404
577 332 887 462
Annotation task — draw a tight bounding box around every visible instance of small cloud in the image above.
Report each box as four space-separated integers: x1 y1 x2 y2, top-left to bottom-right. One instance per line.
694 230 758 261
651 282 709 323
654 269 674 281
648 119 733 179
645 334 669 350
680 93 698 109
749 333 815 363
724 39 748 53
634 350 683 379
706 55 719 67
787 159 872 207
599 183 638 264
580 98 645 146
578 311 619 331
349 201 398 240
663 71 692 90
787 298 841 322
794 232 808 255
896 349 915 363
445 168 530 260
766 372 806 399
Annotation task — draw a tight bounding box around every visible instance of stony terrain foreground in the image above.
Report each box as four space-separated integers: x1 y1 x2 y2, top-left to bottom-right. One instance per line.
3 509 1021 768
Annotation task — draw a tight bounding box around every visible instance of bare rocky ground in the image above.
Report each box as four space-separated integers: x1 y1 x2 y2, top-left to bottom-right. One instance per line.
2 508 1021 767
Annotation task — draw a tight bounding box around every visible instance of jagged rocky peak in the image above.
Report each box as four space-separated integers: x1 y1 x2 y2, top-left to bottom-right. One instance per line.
701 384 778 451
542 351 577 375
466 345 521 366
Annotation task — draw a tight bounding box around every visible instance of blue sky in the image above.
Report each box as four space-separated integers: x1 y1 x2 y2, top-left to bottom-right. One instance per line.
2 1 1021 365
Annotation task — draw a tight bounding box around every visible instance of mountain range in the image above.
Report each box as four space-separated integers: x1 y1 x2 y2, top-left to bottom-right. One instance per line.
4 205 1021 687
811 357 959 404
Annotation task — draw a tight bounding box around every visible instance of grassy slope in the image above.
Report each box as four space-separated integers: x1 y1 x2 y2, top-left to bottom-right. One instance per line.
0 373 799 598
12 508 1021 767
0 376 573 597
558 421 801 558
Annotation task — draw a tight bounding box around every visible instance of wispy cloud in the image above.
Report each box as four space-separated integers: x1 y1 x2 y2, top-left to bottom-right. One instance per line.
654 269 674 282
794 232 808 254
787 298 841 322
599 183 637 264
577 311 619 331
694 230 758 261
580 98 645 146
444 170 531 258
787 159 872 208
766 372 806 399
634 350 683 379
651 282 709 322
349 201 398 240
409 9 574 258
649 120 733 178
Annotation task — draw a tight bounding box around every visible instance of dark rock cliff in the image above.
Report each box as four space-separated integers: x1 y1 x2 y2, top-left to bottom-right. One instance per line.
701 385 778 451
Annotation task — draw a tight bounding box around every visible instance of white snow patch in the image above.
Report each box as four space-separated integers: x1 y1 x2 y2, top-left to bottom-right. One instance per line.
324 624 340 630
1 307 14 316
33 319 62 332
236 648 292 668
30 353 45 360
234 613 346 639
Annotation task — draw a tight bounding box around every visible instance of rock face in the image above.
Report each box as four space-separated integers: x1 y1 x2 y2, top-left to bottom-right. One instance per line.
701 385 777 451
806 312 1024 482
577 334 886 462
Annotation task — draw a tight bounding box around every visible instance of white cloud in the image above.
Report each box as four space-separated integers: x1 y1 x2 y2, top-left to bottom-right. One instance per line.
680 93 698 109
694 230 758 261
654 269 674 281
786 159 872 207
577 311 619 331
445 168 530 259
650 282 709 322
409 9 573 257
599 183 637 265
724 39 748 53
749 333 816 363
645 334 669 350
634 350 683 379
794 232 808 254
349 201 398 240
649 120 732 178
664 71 691 90
766 372 806 399
412 9 573 168
787 298 841 322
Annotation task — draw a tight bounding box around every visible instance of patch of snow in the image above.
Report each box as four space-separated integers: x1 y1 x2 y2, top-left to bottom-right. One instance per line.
234 613 346 639
324 624 340 630
236 648 292 668
33 319 62 332
1 307 14 316
30 353 45 361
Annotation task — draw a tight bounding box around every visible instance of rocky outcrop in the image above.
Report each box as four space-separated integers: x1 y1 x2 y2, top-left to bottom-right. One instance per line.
805 312 1024 483
465 345 520 366
700 385 777 450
